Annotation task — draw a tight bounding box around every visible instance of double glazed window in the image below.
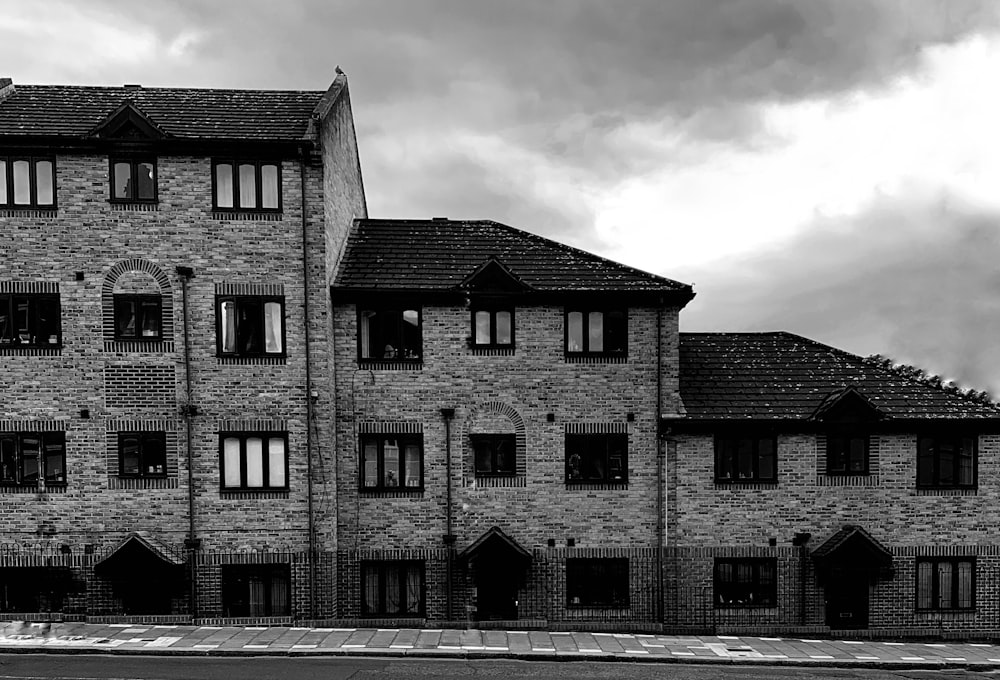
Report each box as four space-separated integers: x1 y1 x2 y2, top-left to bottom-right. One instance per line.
217 296 285 357
472 434 516 477
113 294 162 341
715 435 777 482
567 558 629 607
917 557 974 611
110 158 156 202
0 294 61 348
714 558 776 607
362 561 424 616
826 433 869 475
213 160 280 212
118 432 166 478
565 309 626 356
0 156 55 208
917 435 975 489
472 308 513 348
565 433 627 483
361 434 423 491
358 308 421 362
221 564 291 617
0 432 65 487
220 432 288 490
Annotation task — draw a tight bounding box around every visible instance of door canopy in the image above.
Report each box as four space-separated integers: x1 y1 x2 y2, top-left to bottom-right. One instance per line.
94 532 184 577
811 525 893 581
458 526 532 570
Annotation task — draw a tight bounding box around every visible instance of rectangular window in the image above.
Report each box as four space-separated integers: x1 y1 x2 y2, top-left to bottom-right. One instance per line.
0 294 61 348
472 308 514 348
362 561 425 616
216 296 285 357
567 558 629 607
113 294 162 341
472 434 516 477
826 434 869 475
212 160 281 212
565 308 627 356
219 432 288 490
360 434 423 491
917 557 974 611
0 432 65 487
221 564 291 617
358 307 422 362
715 558 777 607
917 435 976 489
110 158 156 202
565 433 627 483
0 156 55 208
118 432 166 478
715 435 777 482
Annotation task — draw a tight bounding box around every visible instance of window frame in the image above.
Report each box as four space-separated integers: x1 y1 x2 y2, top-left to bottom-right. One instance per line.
0 155 56 209
359 433 424 492
356 306 423 364
108 157 157 203
566 557 629 608
470 307 515 349
117 431 167 479
211 159 282 213
916 557 975 611
218 431 289 491
714 434 778 483
564 433 628 484
220 563 291 617
916 434 977 490
471 433 517 478
0 293 62 348
825 432 870 475
361 560 425 617
714 557 777 608
564 307 628 357
0 432 66 487
113 293 163 342
215 295 286 358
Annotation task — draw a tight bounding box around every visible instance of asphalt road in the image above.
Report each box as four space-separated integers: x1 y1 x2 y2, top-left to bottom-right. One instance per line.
0 655 989 680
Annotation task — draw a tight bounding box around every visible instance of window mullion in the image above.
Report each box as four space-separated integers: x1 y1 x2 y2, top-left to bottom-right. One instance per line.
239 437 248 489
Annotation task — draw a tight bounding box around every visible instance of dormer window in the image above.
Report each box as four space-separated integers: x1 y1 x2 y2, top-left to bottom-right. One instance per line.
213 160 281 212
0 156 55 209
110 158 156 202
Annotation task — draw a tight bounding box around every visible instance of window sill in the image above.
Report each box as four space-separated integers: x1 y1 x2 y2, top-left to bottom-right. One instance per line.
0 208 57 218
0 484 44 494
469 475 526 488
470 347 515 356
211 210 283 222
564 353 628 364
915 487 977 496
109 476 179 490
360 488 425 498
816 474 879 487
714 481 778 490
219 489 290 499
358 360 423 371
109 202 158 211
104 340 175 354
0 346 62 356
217 355 287 366
565 481 628 491
715 604 779 611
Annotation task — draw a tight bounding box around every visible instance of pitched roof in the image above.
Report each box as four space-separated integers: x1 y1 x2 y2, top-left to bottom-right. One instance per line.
333 219 694 296
811 525 893 570
679 332 1000 421
0 82 327 141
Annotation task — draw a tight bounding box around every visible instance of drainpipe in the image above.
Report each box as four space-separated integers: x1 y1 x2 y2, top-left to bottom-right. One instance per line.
655 303 665 624
299 149 317 620
176 265 199 619
441 408 456 621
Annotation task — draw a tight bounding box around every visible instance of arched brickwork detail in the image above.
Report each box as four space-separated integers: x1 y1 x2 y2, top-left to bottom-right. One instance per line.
101 258 174 352
462 401 527 487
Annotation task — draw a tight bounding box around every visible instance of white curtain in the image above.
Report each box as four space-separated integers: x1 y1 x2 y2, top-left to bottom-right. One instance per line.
268 437 285 487
246 437 264 487
264 302 282 353
223 438 241 487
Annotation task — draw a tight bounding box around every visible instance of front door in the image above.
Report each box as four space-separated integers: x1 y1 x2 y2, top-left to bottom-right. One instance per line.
826 571 869 629
474 559 519 621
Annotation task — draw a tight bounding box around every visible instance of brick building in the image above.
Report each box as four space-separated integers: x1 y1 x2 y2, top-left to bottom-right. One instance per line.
0 75 366 621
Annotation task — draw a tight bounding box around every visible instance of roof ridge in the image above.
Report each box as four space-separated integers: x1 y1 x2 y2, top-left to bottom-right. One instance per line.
16 83 325 95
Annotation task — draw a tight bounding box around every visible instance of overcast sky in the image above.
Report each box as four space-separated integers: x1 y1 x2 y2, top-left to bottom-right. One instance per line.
4 0 1000 393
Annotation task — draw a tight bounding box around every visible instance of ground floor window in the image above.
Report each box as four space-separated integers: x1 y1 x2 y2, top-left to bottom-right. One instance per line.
0 567 68 613
221 564 290 617
361 560 424 616
917 557 974 611
566 557 629 607
714 558 776 607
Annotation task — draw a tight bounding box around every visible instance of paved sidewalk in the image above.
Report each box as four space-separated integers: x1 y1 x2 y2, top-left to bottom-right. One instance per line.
4 621 1000 669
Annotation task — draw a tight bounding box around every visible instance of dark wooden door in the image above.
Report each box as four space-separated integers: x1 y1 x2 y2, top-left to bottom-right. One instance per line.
826 572 869 629
475 562 519 621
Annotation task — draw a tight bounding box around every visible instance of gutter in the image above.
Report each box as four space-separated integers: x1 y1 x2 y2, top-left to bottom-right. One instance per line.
175 265 199 619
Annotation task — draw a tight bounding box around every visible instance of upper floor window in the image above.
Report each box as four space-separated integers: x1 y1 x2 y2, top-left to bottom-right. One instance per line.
0 294 61 348
565 309 626 356
358 307 421 362
118 432 166 478
361 433 423 491
216 296 285 357
565 433 627 483
715 435 776 483
362 560 424 617
220 432 288 491
917 435 975 489
0 432 65 487
472 308 514 348
917 557 974 611
213 160 280 212
826 433 869 475
567 558 629 608
0 156 55 209
110 158 156 202
715 558 776 607
114 294 162 341
472 434 516 477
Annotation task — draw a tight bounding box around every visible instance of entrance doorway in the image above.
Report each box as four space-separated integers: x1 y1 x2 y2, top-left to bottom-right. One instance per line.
825 570 869 629
459 526 531 622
